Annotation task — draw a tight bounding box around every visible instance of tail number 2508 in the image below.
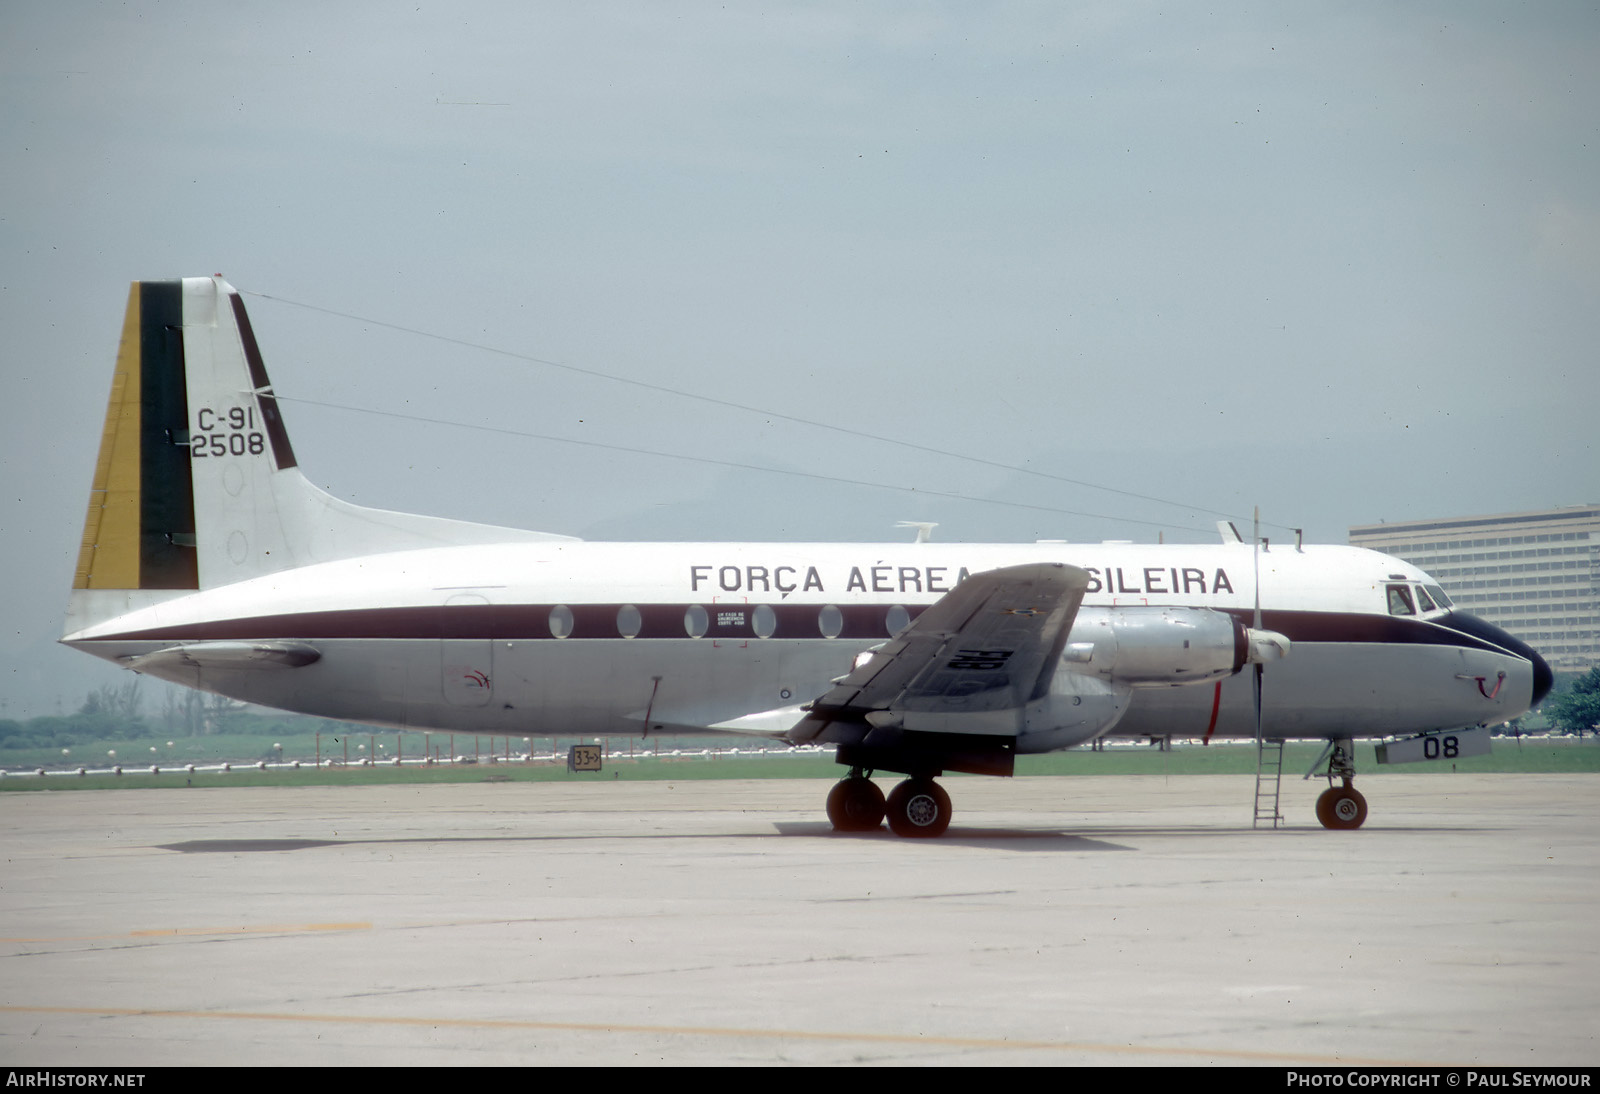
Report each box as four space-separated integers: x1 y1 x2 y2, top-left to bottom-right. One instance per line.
191 406 265 458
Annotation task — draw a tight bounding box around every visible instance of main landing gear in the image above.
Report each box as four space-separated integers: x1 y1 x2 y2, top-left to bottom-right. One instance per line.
825 771 885 832
1313 738 1368 830
826 769 953 838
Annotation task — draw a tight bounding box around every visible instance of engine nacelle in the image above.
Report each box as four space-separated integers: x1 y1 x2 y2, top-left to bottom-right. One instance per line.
1060 606 1253 687
1018 670 1133 753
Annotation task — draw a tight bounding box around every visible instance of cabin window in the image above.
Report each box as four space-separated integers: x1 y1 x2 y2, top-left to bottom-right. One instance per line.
817 605 843 639
617 604 642 638
886 604 911 635
684 604 709 638
752 604 777 639
549 605 574 639
1385 584 1415 616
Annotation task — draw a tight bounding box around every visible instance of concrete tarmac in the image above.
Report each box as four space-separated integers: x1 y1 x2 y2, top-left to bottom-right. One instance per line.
1 774 1596 1066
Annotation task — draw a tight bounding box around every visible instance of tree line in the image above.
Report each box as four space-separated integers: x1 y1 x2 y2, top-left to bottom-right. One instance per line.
0 681 348 748
1542 667 1600 736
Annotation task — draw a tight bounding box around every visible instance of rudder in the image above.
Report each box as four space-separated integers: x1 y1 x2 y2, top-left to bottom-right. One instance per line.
73 281 199 591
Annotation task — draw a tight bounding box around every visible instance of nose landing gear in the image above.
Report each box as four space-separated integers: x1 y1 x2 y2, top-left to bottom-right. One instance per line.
1315 784 1368 829
1314 739 1368 829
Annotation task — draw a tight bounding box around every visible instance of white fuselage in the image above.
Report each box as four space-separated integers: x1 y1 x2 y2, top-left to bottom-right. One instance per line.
65 539 1542 749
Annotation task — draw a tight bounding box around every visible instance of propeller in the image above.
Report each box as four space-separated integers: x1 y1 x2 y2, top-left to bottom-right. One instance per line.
1254 507 1263 748
1247 507 1291 735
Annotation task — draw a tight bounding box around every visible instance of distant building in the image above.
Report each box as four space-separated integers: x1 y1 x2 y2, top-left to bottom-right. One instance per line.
1349 505 1600 673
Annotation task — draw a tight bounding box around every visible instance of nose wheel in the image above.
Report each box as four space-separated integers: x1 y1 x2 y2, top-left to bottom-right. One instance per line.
1315 784 1368 829
1313 739 1368 829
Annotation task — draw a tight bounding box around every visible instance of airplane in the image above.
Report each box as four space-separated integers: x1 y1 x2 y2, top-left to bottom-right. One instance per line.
61 277 1554 836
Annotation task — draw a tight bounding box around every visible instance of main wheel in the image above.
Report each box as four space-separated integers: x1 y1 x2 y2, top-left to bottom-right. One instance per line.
1315 786 1368 830
826 777 886 831
885 778 952 838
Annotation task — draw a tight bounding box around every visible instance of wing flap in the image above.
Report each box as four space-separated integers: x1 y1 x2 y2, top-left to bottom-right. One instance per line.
706 704 812 737
789 562 1090 742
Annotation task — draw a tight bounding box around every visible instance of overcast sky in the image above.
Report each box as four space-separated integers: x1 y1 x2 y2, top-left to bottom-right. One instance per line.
3 2 1596 716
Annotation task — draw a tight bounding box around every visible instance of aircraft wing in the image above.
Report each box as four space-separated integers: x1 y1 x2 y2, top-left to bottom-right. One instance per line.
786 562 1090 742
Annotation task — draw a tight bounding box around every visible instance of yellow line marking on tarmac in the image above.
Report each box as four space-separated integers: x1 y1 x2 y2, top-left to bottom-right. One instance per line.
0 1006 1425 1065
1 922 371 943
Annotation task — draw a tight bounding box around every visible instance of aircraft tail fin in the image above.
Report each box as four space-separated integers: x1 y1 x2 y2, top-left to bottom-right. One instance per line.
73 281 200 595
69 277 570 629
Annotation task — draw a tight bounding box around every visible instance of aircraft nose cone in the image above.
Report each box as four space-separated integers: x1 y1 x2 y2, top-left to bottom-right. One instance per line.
1529 646 1554 707
1443 612 1553 707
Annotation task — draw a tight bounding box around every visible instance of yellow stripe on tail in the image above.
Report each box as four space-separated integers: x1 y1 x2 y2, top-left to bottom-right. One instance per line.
73 284 145 589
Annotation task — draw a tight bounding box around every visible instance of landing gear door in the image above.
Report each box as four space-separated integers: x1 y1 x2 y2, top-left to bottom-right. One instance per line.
442 593 494 707
1375 725 1493 765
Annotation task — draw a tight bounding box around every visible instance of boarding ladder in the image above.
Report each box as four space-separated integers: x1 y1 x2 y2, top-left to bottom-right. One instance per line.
1253 737 1286 828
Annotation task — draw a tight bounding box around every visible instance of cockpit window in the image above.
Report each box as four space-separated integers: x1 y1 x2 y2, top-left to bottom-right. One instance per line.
1386 584 1415 616
1414 585 1437 613
1425 584 1452 610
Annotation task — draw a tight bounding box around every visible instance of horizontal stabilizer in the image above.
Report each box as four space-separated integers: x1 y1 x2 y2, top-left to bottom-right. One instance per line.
121 641 321 672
